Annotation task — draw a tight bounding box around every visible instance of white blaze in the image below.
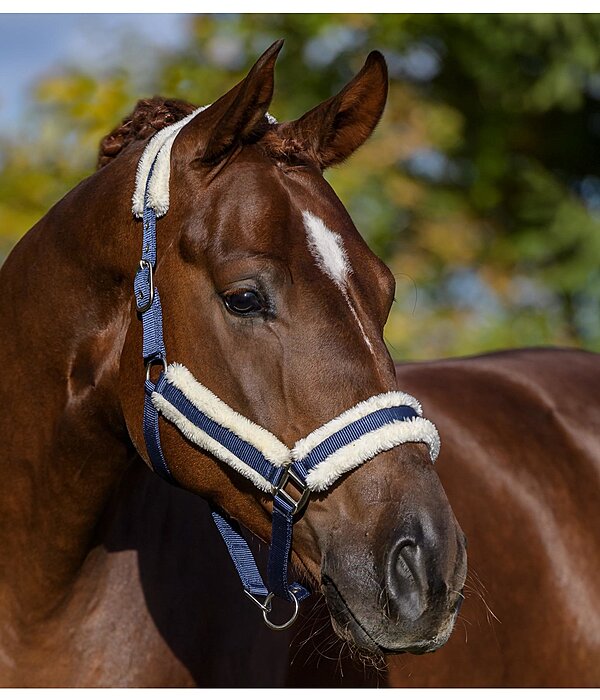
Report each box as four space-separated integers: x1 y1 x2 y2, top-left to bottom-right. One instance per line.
302 210 374 354
302 211 351 287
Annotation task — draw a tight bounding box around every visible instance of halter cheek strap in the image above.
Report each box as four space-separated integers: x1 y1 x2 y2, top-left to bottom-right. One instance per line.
133 144 441 630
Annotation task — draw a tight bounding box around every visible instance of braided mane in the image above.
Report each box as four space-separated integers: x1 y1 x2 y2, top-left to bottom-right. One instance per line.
97 97 197 169
99 95 318 173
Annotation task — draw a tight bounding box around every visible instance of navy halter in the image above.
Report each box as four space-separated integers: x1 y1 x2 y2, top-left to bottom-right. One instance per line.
133 154 439 630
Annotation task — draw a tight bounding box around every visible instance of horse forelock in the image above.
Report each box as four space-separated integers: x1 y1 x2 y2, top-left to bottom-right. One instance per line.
97 97 198 170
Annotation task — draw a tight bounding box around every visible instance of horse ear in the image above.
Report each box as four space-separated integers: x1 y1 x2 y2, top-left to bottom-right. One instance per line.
276 51 388 169
176 39 283 163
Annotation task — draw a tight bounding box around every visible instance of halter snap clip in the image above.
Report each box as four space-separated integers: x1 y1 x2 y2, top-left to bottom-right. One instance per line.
244 588 301 631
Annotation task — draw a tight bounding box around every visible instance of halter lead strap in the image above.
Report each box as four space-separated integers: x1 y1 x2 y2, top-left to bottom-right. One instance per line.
133 149 440 630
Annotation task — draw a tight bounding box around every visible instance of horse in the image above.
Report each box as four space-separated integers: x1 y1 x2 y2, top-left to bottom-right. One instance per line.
1 40 597 689
0 41 467 686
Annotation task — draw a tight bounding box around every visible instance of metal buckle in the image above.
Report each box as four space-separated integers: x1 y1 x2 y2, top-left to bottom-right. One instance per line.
271 466 310 516
244 589 300 631
145 356 167 383
136 259 155 314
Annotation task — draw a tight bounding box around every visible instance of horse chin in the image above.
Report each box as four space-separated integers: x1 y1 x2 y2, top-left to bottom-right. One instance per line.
322 575 459 657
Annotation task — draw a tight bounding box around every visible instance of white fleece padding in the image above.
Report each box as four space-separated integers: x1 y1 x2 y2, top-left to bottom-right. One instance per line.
132 108 278 218
161 363 290 466
132 105 209 218
301 417 440 492
151 392 275 493
152 365 440 494
292 391 423 459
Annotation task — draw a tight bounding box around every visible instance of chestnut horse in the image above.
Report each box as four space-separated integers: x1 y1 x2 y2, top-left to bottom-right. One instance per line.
0 40 597 687
0 42 465 686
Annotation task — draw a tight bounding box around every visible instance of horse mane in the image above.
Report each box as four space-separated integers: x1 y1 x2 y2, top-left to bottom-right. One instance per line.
97 97 197 169
98 96 313 170
259 131 312 166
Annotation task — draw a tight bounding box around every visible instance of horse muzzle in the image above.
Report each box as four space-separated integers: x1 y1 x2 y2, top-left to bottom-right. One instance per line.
319 478 467 654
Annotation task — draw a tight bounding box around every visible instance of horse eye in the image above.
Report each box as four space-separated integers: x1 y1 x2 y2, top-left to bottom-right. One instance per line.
222 289 265 316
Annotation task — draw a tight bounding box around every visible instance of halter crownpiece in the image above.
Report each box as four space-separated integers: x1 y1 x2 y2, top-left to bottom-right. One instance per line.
133 117 441 630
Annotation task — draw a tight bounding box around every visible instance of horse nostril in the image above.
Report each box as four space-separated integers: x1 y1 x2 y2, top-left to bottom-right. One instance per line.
395 540 416 579
395 538 421 581
388 537 428 621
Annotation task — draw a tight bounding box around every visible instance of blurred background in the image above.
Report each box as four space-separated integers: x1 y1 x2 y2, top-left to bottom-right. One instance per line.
1 13 600 360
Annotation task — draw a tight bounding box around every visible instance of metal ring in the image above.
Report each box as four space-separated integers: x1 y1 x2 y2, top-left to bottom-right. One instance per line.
145 356 167 382
262 590 300 632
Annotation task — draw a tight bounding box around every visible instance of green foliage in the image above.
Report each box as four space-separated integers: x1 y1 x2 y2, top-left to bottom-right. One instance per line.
1 14 599 359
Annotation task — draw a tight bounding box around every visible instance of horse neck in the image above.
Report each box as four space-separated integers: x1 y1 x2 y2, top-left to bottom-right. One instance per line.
0 157 141 619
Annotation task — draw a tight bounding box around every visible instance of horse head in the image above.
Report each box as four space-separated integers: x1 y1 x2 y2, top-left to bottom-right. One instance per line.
112 41 467 655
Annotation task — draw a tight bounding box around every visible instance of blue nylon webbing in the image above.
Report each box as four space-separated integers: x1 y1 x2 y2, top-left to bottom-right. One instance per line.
294 405 418 480
211 510 269 596
143 375 176 485
140 288 166 362
142 196 158 266
158 381 285 486
268 496 310 602
137 165 171 484
134 191 166 362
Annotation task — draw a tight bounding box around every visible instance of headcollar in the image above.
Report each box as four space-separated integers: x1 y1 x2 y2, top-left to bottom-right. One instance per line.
132 117 440 630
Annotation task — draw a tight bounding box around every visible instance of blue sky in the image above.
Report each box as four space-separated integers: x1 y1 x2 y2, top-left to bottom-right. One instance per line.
0 14 190 130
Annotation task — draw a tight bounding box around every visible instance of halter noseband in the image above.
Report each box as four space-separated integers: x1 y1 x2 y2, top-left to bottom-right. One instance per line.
132 123 440 630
